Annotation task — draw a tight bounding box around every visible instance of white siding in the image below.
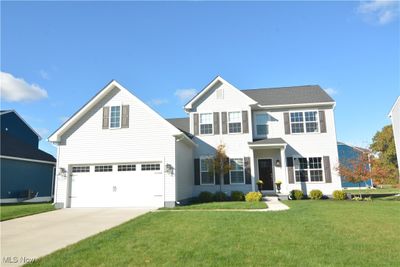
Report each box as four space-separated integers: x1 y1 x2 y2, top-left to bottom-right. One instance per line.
390 98 400 177
54 86 179 207
175 140 194 201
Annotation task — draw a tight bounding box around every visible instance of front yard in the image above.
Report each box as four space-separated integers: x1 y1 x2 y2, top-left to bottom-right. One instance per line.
344 186 400 195
162 201 267 210
0 203 54 221
29 200 399 266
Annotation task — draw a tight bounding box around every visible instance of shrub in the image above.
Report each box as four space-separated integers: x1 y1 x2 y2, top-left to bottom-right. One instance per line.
333 190 347 200
289 190 304 200
214 191 227 202
231 191 244 201
245 192 262 202
352 196 363 201
309 189 323 200
198 191 214 203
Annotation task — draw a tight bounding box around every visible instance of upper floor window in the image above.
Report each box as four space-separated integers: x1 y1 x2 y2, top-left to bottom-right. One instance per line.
200 113 213 135
255 113 268 136
230 158 244 184
294 157 323 182
110 106 121 128
228 111 242 133
290 111 319 133
200 158 214 184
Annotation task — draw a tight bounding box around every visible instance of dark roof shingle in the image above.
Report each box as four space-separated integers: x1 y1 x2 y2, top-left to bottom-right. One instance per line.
248 138 286 145
241 85 334 106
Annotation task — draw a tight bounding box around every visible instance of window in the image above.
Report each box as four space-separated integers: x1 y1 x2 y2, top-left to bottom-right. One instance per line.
230 158 244 184
255 113 268 136
294 157 323 182
118 164 136 171
228 111 242 133
72 166 90 173
200 113 213 134
141 164 160 171
110 106 121 128
95 165 113 172
290 111 319 133
200 158 214 184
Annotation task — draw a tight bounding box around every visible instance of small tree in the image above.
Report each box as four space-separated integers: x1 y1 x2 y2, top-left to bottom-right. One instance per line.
369 157 398 186
337 153 371 197
208 144 231 193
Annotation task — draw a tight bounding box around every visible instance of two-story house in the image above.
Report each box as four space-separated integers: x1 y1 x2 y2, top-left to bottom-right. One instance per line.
49 77 341 208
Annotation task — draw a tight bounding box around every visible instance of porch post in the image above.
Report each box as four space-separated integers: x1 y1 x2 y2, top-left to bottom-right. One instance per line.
280 147 287 194
250 149 256 192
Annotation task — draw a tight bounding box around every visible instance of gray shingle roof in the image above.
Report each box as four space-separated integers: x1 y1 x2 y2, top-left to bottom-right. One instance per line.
241 85 334 106
248 138 286 145
166 117 193 139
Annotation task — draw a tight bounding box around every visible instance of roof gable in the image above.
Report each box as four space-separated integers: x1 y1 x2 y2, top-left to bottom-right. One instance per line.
0 110 41 140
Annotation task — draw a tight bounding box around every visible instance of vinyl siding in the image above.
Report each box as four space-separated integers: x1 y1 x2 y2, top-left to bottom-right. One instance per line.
175 140 194 201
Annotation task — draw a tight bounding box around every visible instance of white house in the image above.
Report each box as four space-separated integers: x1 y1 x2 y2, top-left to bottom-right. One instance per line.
389 96 400 177
49 77 342 208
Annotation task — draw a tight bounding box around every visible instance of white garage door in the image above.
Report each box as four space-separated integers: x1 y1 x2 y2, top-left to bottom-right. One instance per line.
69 163 164 208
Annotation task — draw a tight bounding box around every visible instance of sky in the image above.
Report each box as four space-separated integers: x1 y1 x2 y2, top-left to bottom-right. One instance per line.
1 0 399 156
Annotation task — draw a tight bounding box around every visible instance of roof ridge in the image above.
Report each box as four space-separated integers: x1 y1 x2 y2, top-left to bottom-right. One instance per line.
241 85 320 91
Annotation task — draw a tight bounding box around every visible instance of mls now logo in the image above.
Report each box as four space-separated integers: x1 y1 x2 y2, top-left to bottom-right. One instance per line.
2 256 19 264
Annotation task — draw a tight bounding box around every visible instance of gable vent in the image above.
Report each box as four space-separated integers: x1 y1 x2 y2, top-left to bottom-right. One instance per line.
216 88 224 99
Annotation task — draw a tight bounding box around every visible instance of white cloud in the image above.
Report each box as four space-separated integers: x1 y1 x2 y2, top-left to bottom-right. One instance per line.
39 70 50 80
148 98 168 106
0 72 48 102
324 88 338 96
174 88 197 102
357 0 399 25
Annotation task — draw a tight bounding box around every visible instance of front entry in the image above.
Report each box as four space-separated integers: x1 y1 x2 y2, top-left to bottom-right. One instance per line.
258 159 274 190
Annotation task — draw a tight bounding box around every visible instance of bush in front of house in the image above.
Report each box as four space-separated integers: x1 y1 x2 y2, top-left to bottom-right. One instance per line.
333 190 347 200
309 189 323 200
289 190 304 200
198 191 214 203
214 191 228 202
231 191 245 201
245 192 262 202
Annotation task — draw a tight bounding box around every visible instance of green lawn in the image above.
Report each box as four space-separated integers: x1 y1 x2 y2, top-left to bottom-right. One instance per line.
344 187 400 194
0 203 55 221
29 201 399 267
161 201 267 210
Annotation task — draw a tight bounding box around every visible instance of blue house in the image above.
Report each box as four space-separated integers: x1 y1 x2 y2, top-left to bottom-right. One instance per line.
337 142 373 188
1 110 56 203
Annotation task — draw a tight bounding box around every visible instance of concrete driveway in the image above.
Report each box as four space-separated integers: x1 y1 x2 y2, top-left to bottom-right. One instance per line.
1 208 152 266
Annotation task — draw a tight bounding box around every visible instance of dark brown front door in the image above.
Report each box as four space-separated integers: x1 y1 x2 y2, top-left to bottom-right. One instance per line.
258 159 274 190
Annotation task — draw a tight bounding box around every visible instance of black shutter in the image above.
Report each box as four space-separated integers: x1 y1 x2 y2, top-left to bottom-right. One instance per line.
224 157 230 184
287 157 294 184
284 112 290 134
102 107 109 129
213 112 220 135
323 156 332 183
193 114 199 135
194 158 200 185
244 157 251 184
242 111 249 134
319 111 327 133
121 105 129 128
221 112 227 134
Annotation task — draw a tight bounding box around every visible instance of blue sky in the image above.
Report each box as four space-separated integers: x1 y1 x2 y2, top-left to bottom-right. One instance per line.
1 1 399 156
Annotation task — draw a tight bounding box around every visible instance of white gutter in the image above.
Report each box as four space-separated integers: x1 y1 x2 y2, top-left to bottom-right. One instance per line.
256 102 336 109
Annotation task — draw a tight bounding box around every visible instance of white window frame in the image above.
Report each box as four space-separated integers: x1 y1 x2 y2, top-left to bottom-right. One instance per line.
293 156 325 183
199 113 214 135
254 111 269 138
200 157 215 185
289 110 320 134
228 111 242 134
229 157 245 184
109 105 122 129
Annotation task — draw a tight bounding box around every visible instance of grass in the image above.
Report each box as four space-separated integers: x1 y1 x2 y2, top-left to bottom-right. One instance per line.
0 203 55 221
343 187 400 194
161 201 267 210
29 200 399 267
376 195 400 201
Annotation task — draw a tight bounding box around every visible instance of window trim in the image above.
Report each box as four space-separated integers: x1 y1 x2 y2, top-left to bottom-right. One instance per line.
254 111 269 138
228 111 242 134
289 110 320 135
199 112 214 135
109 105 122 129
200 157 215 185
229 157 245 185
293 156 325 183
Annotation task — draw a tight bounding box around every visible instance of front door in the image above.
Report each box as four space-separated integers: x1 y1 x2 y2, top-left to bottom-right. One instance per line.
258 159 274 190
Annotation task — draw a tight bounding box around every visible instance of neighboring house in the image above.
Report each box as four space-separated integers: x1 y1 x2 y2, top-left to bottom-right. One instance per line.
49 77 342 208
1 110 56 203
389 96 400 177
337 142 373 188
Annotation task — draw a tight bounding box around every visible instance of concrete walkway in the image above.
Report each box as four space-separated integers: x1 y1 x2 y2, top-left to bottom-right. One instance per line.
261 196 290 211
1 208 152 266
